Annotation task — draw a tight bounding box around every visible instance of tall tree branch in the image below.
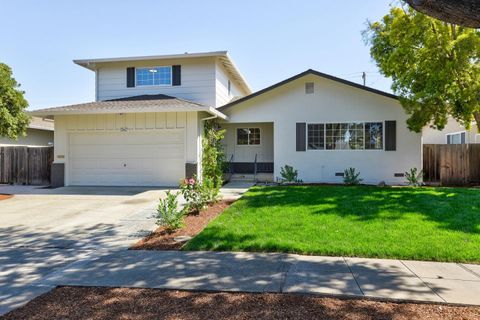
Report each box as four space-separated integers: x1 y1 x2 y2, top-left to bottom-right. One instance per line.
406 0 480 28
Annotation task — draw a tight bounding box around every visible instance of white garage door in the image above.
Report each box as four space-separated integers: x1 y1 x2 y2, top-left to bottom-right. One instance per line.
68 131 185 186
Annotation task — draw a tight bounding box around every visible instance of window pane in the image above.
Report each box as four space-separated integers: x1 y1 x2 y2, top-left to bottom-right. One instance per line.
237 128 249 145
365 122 383 150
326 123 363 150
136 66 172 86
249 128 260 145
308 124 324 150
448 133 464 144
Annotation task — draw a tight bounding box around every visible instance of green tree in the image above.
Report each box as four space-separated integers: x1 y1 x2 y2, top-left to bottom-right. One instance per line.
0 63 30 139
363 5 480 132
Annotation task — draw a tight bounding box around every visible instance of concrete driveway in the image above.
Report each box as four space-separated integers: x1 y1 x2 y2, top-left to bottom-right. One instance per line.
0 185 168 249
0 185 168 315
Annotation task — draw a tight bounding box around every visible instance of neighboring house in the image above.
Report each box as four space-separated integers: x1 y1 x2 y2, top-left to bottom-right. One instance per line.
423 117 479 144
32 51 421 187
0 117 54 147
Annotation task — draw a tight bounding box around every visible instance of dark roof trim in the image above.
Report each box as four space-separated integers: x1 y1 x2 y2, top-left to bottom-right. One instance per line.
218 69 398 111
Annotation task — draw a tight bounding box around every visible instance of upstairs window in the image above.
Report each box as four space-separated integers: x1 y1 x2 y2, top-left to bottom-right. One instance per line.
237 128 261 145
136 66 172 86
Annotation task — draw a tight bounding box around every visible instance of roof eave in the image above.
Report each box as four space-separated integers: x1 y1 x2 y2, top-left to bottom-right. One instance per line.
29 106 227 119
73 51 230 71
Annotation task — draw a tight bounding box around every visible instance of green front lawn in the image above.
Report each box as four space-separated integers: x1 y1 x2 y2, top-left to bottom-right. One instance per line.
185 185 480 263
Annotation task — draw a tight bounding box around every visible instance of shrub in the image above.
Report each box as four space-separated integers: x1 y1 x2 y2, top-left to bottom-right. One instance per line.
280 165 300 183
180 176 209 214
202 120 226 192
201 176 220 204
405 168 423 187
156 191 185 231
344 167 362 185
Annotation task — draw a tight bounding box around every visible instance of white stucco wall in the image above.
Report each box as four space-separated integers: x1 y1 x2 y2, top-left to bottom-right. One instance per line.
422 117 479 144
53 111 202 185
222 74 422 185
219 123 273 163
0 128 53 147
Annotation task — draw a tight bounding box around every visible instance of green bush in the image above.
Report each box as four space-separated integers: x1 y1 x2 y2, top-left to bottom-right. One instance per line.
344 168 362 185
280 165 300 183
405 168 423 187
156 191 185 231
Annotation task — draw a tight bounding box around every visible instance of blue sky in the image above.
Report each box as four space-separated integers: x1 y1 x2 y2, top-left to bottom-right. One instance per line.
1 0 398 110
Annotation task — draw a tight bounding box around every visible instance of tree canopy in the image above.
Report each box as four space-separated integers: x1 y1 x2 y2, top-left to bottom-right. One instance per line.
364 6 480 133
0 63 30 139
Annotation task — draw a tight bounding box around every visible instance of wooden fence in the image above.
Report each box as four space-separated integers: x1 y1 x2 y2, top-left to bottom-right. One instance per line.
0 146 54 185
423 144 480 186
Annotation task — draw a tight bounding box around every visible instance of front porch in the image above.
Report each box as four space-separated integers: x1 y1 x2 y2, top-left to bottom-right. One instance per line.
220 122 274 182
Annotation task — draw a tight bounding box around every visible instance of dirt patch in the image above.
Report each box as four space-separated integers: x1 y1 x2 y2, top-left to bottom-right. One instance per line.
0 194 13 201
130 199 234 250
2 287 479 320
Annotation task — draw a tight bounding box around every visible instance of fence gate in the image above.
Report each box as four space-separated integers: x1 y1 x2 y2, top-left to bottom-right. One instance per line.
423 144 480 186
0 146 53 185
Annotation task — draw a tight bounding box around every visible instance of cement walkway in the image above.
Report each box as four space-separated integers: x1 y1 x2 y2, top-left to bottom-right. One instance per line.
40 250 480 306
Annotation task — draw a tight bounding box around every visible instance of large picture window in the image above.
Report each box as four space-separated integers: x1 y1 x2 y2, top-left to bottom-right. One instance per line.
237 128 260 145
326 123 364 150
307 124 325 150
306 122 384 150
136 66 172 86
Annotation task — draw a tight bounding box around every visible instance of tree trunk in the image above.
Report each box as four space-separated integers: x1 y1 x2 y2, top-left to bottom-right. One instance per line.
406 0 480 28
474 112 480 133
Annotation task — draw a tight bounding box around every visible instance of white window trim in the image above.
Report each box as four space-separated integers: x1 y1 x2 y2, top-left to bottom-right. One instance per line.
236 127 262 146
135 66 173 87
445 131 466 144
306 121 385 151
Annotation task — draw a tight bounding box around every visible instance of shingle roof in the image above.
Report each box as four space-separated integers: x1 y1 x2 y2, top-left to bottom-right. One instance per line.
30 94 227 119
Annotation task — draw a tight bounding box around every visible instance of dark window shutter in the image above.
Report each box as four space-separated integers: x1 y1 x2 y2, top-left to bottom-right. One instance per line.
385 120 396 151
172 65 181 86
461 132 466 144
296 123 306 152
126 67 135 88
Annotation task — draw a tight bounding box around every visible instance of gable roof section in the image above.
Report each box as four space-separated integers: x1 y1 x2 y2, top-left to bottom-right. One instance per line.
218 69 398 111
74 50 251 95
30 94 227 119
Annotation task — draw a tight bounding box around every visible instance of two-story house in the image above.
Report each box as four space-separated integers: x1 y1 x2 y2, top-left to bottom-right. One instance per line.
33 51 422 187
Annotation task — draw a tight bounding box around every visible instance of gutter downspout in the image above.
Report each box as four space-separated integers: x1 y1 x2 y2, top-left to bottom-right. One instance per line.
200 115 218 121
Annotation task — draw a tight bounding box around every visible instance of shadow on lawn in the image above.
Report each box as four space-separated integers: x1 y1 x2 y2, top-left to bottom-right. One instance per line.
238 185 480 234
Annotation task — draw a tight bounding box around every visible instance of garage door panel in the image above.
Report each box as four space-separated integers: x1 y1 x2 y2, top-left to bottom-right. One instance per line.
68 132 185 186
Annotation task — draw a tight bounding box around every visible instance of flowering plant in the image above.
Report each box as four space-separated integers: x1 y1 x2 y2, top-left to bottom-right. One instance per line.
180 176 208 213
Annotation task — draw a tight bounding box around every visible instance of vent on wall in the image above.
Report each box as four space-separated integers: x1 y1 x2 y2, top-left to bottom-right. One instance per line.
335 172 344 177
394 173 405 177
305 82 314 94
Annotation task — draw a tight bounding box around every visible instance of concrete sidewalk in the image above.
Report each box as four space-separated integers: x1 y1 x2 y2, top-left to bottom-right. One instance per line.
41 250 480 306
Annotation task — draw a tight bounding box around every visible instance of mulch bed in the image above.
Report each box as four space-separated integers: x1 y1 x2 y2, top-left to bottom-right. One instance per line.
2 286 479 320
130 199 234 250
0 194 13 201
